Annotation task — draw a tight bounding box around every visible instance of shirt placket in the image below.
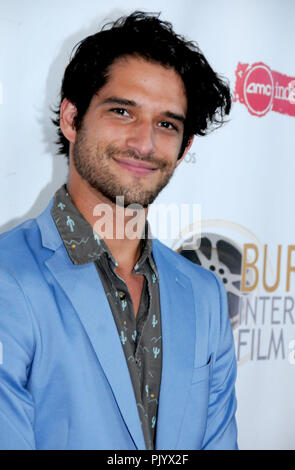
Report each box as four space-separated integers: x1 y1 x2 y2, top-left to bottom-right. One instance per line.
134 263 161 449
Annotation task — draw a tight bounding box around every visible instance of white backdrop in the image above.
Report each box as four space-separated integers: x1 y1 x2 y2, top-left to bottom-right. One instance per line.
1 0 295 449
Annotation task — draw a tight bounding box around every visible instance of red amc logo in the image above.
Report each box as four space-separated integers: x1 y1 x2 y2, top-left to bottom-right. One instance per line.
244 64 274 116
234 62 295 118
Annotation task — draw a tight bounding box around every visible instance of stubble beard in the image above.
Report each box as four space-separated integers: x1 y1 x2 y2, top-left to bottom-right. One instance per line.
72 130 177 208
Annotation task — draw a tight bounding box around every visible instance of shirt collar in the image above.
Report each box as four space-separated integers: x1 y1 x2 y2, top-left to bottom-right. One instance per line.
51 184 155 273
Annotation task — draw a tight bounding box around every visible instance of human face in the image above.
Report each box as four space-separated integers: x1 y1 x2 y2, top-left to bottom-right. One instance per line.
72 55 187 207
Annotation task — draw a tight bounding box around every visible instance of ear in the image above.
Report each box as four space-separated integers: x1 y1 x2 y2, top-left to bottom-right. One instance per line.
59 98 78 144
176 136 194 167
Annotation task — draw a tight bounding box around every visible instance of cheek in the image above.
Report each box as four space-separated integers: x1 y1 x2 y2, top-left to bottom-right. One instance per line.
157 130 183 149
89 125 127 149
157 136 182 163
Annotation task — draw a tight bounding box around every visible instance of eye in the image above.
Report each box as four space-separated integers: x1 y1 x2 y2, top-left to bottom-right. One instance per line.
159 121 178 132
110 108 130 116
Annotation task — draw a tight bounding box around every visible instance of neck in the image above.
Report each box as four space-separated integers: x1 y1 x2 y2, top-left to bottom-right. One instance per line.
67 160 148 273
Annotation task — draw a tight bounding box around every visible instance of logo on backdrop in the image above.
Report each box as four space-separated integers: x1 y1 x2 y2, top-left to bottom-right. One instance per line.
176 226 295 366
234 62 295 117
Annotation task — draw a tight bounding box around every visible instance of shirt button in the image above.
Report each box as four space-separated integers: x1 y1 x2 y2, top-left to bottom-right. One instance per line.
118 290 126 300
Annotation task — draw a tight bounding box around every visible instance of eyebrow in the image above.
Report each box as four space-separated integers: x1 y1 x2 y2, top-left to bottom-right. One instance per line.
100 97 137 107
162 111 185 124
100 96 186 124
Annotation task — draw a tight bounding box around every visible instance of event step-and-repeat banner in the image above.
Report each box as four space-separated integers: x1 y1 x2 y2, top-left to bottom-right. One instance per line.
1 0 294 449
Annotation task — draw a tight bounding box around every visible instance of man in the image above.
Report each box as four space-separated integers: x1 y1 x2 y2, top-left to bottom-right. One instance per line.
0 12 237 450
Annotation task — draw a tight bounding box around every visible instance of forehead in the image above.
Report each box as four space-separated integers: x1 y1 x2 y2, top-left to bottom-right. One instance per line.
94 55 187 115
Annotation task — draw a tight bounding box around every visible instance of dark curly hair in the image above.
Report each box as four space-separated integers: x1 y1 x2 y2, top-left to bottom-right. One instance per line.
52 11 231 159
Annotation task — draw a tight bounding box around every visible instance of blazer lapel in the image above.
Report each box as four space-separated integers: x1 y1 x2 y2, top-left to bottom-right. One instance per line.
37 203 146 450
152 241 196 450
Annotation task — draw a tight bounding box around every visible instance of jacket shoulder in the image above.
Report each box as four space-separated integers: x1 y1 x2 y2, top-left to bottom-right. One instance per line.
0 214 51 278
0 199 57 272
0 219 39 258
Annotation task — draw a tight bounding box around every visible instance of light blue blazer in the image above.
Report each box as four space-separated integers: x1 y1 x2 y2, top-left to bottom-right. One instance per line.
0 199 238 450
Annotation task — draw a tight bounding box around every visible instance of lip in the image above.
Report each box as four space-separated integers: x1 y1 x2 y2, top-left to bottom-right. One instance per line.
113 157 158 175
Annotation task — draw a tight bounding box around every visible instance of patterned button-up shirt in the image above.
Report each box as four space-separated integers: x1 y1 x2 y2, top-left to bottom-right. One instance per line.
51 185 162 450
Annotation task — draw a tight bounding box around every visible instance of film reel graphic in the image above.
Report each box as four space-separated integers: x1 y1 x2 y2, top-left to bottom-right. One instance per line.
176 232 255 330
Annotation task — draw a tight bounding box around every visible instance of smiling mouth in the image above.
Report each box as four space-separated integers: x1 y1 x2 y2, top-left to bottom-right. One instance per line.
112 157 158 175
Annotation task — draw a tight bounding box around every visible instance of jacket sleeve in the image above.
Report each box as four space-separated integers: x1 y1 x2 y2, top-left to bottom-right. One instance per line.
0 267 36 449
201 273 238 450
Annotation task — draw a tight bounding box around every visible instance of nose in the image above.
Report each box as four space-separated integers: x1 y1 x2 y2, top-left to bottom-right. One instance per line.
125 120 156 157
